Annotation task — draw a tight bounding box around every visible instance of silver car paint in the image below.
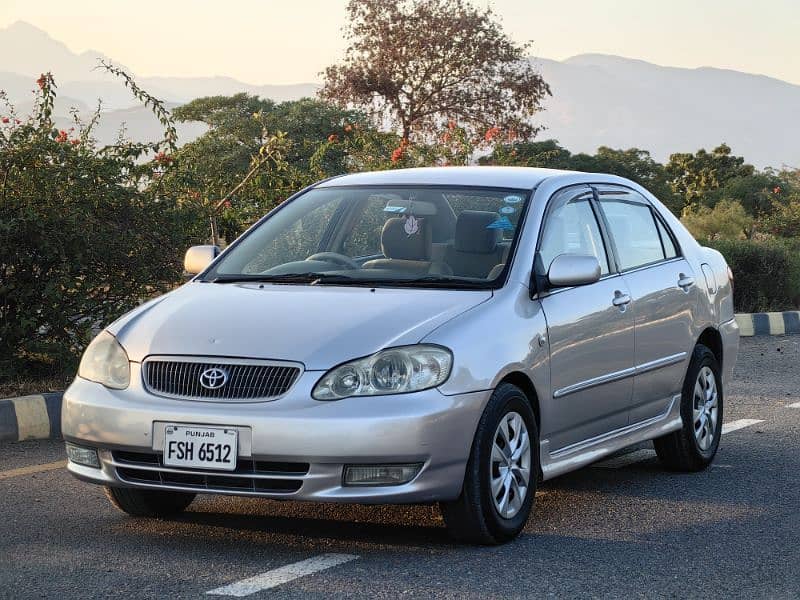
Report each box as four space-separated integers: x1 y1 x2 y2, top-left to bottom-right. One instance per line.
63 166 739 501
108 283 492 368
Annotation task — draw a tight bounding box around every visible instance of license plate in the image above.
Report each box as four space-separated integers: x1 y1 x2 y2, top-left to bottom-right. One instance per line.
163 425 238 471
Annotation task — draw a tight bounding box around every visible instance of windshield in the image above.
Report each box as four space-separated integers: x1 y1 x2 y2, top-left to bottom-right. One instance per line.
203 185 530 289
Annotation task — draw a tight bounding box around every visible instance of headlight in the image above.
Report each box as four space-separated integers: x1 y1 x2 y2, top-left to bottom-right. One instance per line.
312 345 452 400
78 330 130 389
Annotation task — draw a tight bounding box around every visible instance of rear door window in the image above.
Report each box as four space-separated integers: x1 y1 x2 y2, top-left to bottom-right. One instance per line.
596 188 666 271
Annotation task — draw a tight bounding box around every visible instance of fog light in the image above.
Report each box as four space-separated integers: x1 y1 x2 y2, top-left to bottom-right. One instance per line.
65 443 100 468
343 463 422 486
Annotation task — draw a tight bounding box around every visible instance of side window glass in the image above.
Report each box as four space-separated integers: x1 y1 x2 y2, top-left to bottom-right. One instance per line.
656 218 678 259
539 190 610 275
597 193 665 270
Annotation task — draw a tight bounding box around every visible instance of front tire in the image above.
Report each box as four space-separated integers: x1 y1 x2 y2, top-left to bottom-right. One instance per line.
653 344 723 471
105 486 196 517
440 383 538 544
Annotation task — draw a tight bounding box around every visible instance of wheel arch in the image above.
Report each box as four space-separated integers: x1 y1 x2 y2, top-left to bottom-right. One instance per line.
497 371 541 434
697 327 723 367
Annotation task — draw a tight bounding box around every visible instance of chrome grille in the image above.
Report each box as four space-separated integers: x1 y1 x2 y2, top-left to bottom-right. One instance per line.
142 358 301 401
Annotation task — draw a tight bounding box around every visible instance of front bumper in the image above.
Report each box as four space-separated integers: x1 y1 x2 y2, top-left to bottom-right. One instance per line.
62 367 490 503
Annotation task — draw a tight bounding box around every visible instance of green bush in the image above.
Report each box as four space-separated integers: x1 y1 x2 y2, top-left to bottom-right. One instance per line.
0 74 205 378
706 239 800 313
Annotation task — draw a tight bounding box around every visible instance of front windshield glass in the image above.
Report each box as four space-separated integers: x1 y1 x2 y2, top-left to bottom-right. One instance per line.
204 185 530 289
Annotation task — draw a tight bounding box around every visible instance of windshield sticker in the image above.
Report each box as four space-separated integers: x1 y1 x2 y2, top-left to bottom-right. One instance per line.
499 205 516 215
486 216 514 230
384 205 406 213
404 214 420 236
503 195 523 204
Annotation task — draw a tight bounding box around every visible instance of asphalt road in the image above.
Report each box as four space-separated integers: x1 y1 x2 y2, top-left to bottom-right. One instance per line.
1 337 798 599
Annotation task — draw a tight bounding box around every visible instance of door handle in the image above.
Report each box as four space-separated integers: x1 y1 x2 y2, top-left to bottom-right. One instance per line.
678 273 695 292
612 291 631 307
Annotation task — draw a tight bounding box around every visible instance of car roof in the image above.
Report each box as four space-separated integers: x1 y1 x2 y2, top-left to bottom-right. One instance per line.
315 166 577 190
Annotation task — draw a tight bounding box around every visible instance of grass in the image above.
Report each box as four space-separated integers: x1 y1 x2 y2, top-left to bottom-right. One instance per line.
0 367 74 399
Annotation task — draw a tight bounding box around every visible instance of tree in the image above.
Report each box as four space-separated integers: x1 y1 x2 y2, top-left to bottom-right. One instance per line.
165 95 367 241
681 199 753 241
666 144 754 214
320 0 550 143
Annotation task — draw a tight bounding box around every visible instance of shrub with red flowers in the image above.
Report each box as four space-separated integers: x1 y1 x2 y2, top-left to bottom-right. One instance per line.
0 73 204 377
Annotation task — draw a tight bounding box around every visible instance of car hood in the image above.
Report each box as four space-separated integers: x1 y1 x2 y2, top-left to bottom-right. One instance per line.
109 282 492 369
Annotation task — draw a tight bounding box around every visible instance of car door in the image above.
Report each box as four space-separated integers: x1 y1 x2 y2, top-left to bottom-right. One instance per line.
536 185 635 451
594 184 698 424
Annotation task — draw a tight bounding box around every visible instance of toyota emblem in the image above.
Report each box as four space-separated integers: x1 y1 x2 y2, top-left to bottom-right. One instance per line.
199 367 228 390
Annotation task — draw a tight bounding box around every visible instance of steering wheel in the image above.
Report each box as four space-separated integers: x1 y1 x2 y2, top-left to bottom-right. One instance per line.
305 252 361 270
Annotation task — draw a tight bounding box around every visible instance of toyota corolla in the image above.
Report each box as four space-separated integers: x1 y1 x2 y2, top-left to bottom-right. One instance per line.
63 166 738 544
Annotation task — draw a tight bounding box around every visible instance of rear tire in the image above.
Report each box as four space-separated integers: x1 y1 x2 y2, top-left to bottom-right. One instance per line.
653 344 723 471
440 383 538 544
105 486 196 517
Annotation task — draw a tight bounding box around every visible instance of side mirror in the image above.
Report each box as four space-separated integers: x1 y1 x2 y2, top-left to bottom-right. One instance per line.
184 245 220 275
547 254 601 288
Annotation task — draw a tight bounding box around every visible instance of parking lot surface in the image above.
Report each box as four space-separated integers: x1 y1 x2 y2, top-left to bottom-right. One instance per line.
1 337 798 598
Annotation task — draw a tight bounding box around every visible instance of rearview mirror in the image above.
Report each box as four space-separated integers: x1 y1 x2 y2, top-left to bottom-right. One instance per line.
184 245 220 275
547 254 601 288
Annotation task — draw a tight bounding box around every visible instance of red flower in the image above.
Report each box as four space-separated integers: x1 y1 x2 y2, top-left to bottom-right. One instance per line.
70 139 79 146
223 200 232 209
773 186 782 194
390 138 410 163
154 151 173 165
1 117 8 124
441 132 451 143
448 120 456 130
55 130 68 143
327 133 338 142
484 126 500 142
36 74 47 90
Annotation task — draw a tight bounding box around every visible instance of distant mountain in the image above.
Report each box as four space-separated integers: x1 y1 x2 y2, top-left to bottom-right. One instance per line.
0 22 797 168
533 54 800 168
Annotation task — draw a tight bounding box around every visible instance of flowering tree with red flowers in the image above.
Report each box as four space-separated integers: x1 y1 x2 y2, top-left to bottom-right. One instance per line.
320 0 550 145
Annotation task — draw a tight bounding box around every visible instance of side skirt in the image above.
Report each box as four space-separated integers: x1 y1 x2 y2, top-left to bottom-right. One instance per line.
539 394 682 480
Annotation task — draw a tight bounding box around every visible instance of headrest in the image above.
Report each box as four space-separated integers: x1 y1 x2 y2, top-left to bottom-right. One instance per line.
455 210 501 254
381 217 431 261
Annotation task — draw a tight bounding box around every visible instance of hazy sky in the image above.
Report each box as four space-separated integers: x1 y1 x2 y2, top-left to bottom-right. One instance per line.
1 0 799 85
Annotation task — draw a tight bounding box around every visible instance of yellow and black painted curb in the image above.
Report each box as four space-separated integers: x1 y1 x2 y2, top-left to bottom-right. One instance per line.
735 312 800 337
0 393 63 442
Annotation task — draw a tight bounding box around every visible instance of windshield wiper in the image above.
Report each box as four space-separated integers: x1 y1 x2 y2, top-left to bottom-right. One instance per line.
388 276 491 289
208 273 490 289
209 273 330 284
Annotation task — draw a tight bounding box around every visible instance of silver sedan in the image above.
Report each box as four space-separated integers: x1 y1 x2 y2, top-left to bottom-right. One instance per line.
63 166 739 544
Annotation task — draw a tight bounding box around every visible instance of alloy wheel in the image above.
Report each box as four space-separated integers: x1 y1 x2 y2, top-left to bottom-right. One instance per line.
489 411 531 519
693 366 719 451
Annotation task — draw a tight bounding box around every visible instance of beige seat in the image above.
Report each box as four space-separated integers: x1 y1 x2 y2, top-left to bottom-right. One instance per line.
363 217 449 275
444 210 506 278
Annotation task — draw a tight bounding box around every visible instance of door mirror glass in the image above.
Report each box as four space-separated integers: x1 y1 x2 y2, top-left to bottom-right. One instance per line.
547 254 601 288
184 245 220 275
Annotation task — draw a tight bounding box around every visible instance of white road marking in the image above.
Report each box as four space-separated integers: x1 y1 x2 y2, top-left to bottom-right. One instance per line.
206 554 359 597
788 401 800 408
721 419 764 434
0 460 66 480
595 419 765 469
595 449 656 469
